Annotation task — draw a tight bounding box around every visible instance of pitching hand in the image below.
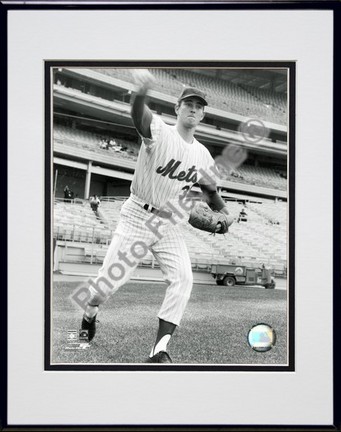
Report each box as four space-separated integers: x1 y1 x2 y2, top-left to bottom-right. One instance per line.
131 69 156 93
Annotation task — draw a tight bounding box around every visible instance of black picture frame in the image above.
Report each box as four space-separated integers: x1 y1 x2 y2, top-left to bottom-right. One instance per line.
2 1 340 431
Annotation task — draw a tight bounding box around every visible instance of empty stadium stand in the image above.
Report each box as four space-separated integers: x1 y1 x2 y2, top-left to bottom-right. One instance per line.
54 199 114 245
54 198 287 275
94 68 287 125
54 124 139 161
227 165 287 191
54 124 287 192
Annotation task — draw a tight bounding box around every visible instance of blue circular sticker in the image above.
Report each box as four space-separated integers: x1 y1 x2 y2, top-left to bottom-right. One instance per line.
247 324 276 352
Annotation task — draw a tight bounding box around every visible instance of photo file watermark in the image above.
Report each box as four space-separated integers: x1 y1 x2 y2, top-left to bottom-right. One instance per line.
66 118 267 320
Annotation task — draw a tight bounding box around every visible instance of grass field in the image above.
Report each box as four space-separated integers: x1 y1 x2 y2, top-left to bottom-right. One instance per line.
51 281 287 365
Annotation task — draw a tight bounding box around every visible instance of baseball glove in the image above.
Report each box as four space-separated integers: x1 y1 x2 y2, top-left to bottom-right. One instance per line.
188 202 233 234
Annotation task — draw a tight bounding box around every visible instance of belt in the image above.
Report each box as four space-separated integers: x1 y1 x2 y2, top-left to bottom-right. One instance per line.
143 203 172 219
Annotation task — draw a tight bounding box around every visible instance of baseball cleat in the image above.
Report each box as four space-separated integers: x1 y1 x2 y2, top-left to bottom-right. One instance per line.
146 351 173 363
81 314 98 341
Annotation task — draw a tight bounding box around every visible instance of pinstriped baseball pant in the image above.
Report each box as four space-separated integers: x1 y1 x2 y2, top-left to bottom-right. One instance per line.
88 197 193 326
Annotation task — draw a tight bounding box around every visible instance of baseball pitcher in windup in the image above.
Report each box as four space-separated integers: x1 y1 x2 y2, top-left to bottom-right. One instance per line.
81 69 234 363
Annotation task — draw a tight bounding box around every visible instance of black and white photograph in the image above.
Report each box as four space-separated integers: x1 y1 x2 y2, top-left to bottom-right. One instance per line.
48 64 292 368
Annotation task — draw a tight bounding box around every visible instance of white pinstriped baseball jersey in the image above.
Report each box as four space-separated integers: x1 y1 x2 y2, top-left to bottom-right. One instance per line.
130 115 217 209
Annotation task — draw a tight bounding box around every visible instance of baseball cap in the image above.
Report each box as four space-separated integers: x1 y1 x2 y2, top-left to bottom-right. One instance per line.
178 87 208 106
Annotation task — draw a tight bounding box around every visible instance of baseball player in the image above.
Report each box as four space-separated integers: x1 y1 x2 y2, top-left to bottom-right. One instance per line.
81 70 233 363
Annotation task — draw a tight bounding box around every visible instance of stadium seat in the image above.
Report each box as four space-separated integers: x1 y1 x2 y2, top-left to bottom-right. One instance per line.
54 197 287 272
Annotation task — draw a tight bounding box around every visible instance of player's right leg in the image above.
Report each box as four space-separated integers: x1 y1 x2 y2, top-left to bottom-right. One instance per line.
81 230 140 340
82 198 154 341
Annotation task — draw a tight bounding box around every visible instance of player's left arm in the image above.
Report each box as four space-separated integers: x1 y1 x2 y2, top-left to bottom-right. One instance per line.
199 183 234 228
198 149 234 216
199 183 226 212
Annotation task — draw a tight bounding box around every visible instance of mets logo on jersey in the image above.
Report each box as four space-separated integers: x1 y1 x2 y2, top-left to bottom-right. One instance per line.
156 159 198 183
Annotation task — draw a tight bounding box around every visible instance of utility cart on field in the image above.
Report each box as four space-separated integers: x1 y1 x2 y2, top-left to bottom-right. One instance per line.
211 264 276 289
